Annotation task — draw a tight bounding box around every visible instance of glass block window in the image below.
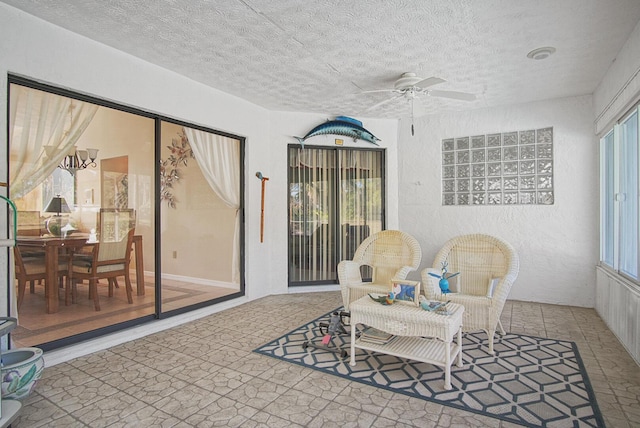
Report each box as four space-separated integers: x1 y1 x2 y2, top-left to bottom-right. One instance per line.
442 128 554 205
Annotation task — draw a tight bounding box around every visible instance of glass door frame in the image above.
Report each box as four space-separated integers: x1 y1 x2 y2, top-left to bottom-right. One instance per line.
6 74 246 350
155 118 246 319
287 144 386 286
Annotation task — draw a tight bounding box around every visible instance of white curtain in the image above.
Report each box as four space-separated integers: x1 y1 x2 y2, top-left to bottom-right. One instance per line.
9 85 99 198
183 127 241 284
290 148 373 170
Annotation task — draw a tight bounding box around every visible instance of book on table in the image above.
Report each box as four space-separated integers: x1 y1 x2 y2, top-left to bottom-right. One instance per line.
359 327 395 345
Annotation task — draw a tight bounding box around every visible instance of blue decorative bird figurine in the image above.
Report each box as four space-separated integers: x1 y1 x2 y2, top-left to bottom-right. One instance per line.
427 261 460 294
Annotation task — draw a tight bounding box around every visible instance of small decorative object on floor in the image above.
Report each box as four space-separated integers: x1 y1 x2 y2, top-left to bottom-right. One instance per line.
427 261 459 294
1 347 44 400
369 292 395 305
302 311 349 358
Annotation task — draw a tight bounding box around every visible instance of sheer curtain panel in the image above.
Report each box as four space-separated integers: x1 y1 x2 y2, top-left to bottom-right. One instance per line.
183 127 241 284
9 84 98 198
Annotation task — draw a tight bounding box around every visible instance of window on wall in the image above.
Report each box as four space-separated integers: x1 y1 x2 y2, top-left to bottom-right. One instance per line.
441 128 554 205
288 146 385 285
600 107 639 282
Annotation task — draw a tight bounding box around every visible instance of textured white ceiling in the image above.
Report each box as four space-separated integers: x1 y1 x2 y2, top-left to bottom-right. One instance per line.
3 0 640 119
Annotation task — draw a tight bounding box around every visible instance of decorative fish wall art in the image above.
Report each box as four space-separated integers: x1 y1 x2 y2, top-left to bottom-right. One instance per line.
294 116 380 148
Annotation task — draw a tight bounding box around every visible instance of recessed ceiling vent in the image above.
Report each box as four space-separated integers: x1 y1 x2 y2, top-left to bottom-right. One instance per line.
527 46 556 60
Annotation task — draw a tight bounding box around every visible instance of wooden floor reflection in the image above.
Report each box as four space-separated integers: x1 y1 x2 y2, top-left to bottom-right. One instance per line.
12 273 239 348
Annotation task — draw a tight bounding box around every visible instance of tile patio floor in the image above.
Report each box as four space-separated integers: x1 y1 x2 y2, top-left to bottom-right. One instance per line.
13 291 640 427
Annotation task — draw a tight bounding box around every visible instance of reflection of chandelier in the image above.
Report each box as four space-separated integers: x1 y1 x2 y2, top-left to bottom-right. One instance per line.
59 146 98 175
54 100 99 175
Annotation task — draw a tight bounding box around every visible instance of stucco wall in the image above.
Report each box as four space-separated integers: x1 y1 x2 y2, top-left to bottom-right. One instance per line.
397 95 598 307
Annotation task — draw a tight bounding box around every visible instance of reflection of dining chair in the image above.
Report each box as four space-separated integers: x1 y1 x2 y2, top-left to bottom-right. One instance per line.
16 211 46 261
17 211 44 237
14 246 67 310
70 209 136 311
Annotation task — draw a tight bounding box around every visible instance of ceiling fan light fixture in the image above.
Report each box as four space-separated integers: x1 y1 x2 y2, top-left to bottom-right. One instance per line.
527 46 556 60
394 72 422 89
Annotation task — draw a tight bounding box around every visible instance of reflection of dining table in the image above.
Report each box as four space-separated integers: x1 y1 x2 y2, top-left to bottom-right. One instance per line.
17 234 145 314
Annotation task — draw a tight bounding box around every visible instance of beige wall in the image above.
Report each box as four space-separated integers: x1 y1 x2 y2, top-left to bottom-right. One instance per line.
160 122 237 283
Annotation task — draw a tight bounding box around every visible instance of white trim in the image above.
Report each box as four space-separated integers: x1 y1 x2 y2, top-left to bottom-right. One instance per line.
288 284 340 294
595 65 640 136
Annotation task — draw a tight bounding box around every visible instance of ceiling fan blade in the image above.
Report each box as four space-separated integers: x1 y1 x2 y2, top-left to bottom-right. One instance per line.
415 77 445 89
428 89 476 101
365 93 404 111
359 88 396 94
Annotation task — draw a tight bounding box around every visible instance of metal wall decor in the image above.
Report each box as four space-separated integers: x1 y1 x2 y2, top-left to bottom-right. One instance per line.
160 131 194 208
441 127 553 205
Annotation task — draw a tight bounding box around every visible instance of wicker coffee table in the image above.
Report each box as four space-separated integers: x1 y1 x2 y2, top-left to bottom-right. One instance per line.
349 295 464 390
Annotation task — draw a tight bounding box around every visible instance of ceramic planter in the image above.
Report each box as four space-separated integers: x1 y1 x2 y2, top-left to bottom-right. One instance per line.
1 347 44 400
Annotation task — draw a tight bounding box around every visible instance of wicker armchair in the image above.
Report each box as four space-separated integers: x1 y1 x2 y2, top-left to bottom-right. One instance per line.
338 230 422 311
421 234 519 354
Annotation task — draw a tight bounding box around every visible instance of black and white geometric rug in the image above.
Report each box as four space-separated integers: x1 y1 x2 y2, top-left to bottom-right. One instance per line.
254 308 604 428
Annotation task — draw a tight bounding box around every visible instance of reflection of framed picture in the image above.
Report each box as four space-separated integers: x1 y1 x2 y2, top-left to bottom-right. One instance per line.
390 279 421 306
101 156 128 209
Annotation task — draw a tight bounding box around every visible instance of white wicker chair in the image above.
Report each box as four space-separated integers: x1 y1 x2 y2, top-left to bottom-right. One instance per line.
338 230 422 311
421 234 519 354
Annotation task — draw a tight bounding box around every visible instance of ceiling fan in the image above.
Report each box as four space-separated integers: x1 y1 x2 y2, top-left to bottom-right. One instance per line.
361 72 476 135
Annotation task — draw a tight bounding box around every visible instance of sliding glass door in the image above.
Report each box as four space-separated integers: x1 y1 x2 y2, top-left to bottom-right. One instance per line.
288 146 385 285
8 78 244 350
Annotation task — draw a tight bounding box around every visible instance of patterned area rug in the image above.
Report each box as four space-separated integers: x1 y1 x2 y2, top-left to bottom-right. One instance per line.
254 308 604 428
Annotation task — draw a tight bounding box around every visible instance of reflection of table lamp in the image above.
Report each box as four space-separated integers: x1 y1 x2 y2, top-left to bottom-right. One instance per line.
44 195 71 236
